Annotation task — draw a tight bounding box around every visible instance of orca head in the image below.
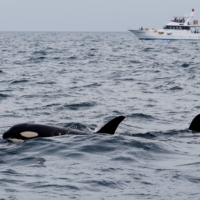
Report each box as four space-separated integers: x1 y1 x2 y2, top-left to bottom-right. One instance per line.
3 123 39 141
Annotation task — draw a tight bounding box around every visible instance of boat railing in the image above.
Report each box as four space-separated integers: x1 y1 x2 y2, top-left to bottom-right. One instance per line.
171 18 185 23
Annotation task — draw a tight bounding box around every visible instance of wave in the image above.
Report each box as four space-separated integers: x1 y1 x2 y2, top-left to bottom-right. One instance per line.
0 93 10 99
11 79 29 84
127 113 156 120
169 86 183 90
61 101 97 110
130 129 189 139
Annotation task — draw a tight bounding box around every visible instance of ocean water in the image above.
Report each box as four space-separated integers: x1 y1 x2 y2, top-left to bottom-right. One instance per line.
0 32 200 199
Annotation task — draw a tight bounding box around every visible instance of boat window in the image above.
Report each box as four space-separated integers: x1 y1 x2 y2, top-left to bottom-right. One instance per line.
164 26 173 29
197 27 200 31
190 27 195 33
190 26 200 33
181 26 190 30
164 26 172 29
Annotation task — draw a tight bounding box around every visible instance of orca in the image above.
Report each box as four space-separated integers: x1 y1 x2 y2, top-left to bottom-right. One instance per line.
2 116 125 142
189 114 200 132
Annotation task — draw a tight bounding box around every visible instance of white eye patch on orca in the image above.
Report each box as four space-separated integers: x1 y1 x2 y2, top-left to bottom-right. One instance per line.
20 131 38 138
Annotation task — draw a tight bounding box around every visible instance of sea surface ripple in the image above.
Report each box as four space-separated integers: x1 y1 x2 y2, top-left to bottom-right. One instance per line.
0 32 200 199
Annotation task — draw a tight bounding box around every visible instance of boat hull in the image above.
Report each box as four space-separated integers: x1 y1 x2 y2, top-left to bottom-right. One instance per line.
129 29 200 40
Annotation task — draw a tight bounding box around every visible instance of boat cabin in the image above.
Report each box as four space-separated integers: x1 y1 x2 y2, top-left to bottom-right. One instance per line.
163 25 200 33
164 26 190 30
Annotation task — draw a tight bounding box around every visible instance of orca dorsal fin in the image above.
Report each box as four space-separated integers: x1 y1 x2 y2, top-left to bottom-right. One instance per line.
189 114 200 132
96 116 125 135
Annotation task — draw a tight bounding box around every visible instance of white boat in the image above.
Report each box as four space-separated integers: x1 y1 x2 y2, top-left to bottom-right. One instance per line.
129 9 200 40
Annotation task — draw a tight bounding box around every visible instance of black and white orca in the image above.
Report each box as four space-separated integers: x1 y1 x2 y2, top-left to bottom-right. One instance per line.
2 116 125 142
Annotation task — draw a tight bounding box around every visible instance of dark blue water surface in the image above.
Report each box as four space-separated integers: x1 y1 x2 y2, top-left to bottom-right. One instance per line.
0 32 200 199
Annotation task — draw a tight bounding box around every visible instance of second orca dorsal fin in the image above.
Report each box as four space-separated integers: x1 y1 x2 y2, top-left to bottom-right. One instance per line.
189 114 200 132
96 116 125 135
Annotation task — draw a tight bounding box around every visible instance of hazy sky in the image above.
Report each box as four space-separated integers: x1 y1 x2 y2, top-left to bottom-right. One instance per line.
0 0 200 31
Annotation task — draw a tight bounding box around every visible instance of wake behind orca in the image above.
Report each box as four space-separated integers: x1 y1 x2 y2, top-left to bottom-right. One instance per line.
2 116 125 142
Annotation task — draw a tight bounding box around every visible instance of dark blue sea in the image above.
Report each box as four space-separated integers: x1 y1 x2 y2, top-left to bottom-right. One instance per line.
0 32 200 199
